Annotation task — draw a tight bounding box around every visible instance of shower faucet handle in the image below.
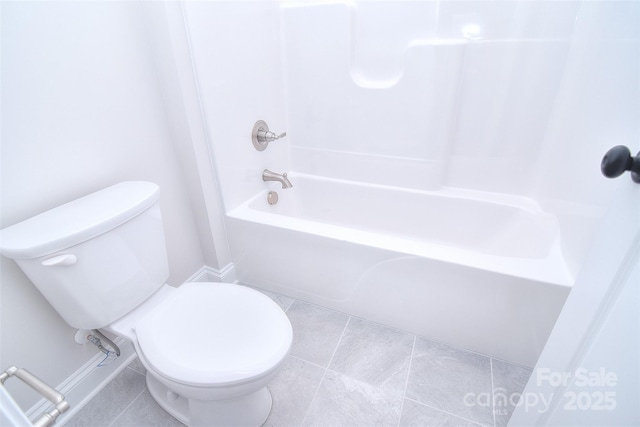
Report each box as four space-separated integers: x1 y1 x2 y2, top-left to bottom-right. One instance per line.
252 120 287 151
259 130 287 143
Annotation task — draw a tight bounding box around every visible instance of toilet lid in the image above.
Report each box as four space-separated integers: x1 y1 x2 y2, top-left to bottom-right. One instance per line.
135 282 292 387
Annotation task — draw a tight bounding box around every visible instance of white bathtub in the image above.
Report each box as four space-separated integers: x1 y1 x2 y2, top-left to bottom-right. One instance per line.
226 174 572 367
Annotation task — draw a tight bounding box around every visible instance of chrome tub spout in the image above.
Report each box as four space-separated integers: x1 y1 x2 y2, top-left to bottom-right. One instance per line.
262 169 293 189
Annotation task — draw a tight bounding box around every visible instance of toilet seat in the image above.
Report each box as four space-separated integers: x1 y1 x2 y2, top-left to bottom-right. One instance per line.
134 282 292 388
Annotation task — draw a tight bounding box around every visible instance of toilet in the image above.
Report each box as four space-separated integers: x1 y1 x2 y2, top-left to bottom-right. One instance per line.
0 181 292 426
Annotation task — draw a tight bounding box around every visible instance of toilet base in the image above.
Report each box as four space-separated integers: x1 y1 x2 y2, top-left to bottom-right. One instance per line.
146 372 273 427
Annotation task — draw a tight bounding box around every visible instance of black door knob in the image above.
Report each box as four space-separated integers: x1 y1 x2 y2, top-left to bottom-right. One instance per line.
601 145 640 183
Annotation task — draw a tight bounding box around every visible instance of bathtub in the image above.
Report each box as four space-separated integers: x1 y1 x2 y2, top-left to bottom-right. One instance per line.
226 174 572 367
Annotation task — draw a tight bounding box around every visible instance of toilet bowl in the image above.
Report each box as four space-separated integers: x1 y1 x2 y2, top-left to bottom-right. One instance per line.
108 281 292 426
0 181 293 426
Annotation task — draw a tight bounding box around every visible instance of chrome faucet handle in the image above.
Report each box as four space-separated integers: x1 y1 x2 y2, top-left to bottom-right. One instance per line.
252 120 287 151
258 130 286 143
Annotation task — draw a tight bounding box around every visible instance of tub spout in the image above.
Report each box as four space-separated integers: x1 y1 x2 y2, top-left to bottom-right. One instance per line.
262 169 293 189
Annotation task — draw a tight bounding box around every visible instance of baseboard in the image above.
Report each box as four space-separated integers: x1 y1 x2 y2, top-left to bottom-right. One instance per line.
25 263 236 425
185 263 236 283
26 337 136 426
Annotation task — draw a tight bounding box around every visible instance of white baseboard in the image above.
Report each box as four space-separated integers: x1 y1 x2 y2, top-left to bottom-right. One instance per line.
25 264 236 425
185 263 236 283
26 337 136 426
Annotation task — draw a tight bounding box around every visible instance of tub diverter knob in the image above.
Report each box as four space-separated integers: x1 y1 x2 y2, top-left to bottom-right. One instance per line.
267 191 279 205
601 145 640 183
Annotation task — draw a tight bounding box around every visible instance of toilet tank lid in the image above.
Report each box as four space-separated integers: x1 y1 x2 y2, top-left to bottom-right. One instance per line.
0 181 160 259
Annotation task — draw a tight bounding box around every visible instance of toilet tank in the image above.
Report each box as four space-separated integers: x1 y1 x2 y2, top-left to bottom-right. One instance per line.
0 182 170 329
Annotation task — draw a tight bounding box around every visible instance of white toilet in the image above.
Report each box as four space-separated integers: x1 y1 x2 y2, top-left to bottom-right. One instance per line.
0 181 292 426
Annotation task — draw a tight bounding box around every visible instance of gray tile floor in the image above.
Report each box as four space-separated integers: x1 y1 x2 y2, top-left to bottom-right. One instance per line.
65 287 532 427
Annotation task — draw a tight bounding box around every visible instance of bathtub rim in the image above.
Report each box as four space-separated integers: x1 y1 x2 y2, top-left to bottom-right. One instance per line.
227 177 574 287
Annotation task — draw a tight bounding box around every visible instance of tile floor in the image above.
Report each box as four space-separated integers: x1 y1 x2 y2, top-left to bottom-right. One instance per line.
65 287 532 427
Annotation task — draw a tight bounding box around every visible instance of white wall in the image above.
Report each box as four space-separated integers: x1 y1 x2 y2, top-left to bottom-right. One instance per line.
142 1 232 272
281 1 582 193
183 1 289 212
3 0 631 415
532 0 640 276
0 1 208 410
190 0 615 206
190 0 637 280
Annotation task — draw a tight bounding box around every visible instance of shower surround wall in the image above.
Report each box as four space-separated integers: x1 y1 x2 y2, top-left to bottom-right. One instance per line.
186 1 638 366
283 1 574 194
187 0 591 205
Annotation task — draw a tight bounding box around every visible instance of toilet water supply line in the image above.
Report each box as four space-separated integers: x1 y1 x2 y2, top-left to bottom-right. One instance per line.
87 329 121 366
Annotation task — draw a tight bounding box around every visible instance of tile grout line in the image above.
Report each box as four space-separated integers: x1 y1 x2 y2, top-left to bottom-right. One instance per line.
299 315 352 426
252 284 516 369
283 297 295 314
106 386 148 427
324 315 352 375
289 354 329 371
71 291 529 427
403 397 489 427
125 364 146 376
490 358 497 427
396 335 417 427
